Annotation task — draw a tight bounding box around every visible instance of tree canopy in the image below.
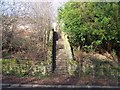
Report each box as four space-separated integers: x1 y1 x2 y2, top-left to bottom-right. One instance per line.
58 2 120 53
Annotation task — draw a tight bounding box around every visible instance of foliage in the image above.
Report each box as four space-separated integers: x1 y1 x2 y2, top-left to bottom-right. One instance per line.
67 58 120 78
0 1 52 60
0 1 53 78
2 59 49 77
57 2 120 53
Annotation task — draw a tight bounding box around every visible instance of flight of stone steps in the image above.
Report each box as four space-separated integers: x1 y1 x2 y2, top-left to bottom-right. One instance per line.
52 38 68 77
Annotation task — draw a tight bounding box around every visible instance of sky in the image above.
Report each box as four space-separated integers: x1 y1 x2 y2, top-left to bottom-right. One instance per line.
0 0 69 27
1 0 119 2
0 0 68 16
1 0 119 16
1 0 119 22
52 0 68 17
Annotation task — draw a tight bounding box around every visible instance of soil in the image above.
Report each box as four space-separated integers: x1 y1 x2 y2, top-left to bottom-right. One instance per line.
1 75 119 86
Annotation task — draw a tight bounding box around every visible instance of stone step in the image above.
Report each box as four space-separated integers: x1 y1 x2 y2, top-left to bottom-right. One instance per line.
56 54 66 56
56 57 67 59
56 65 67 67
54 69 67 72
56 59 65 60
56 59 67 61
54 71 67 74
56 60 67 62
57 45 64 49
56 63 66 65
56 55 67 57
56 61 66 63
54 69 66 71
55 68 67 71
53 73 67 76
56 69 67 71
52 74 67 77
54 39 68 76
56 60 64 61
56 61 66 62
55 66 67 70
55 65 67 67
56 62 67 64
56 52 66 55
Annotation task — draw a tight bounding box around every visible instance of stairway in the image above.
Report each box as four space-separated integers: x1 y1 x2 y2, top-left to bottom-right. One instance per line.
52 38 68 77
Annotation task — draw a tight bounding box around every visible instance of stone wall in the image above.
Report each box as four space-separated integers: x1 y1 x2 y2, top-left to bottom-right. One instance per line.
61 32 73 60
61 31 78 76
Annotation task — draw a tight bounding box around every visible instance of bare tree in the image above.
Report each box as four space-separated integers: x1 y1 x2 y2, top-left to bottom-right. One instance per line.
1 1 53 61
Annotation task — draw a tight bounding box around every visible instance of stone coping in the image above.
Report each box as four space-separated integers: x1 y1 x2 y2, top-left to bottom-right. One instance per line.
1 84 120 88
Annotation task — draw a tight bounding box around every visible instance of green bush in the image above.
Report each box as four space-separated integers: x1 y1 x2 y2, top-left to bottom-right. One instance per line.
57 2 120 53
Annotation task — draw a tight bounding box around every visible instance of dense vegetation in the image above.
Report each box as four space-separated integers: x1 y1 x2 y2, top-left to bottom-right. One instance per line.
1 1 120 85
0 1 53 77
1 1 52 60
57 2 120 80
58 2 120 56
